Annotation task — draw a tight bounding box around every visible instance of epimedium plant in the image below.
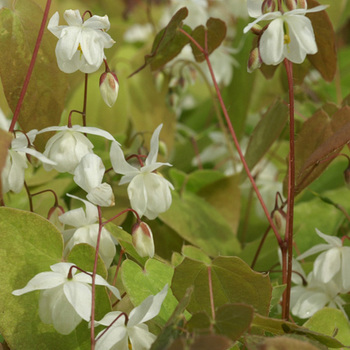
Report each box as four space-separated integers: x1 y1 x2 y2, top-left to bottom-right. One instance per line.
0 0 350 349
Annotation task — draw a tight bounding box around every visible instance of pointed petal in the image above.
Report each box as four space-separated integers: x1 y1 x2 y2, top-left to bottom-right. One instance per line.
243 11 281 34
94 275 121 299
110 142 138 176
47 12 65 38
83 15 110 30
145 124 162 166
128 284 168 327
297 243 331 260
80 29 104 67
12 272 65 295
19 147 56 165
95 311 125 327
315 228 342 247
55 26 81 61
72 126 118 143
95 327 128 350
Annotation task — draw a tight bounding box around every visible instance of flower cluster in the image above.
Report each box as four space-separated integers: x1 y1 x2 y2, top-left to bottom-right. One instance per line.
244 0 327 69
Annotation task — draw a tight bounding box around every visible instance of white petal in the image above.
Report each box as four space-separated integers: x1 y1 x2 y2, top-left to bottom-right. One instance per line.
315 228 342 247
74 154 105 192
47 12 64 38
87 182 115 207
260 18 284 65
292 290 329 318
80 28 104 67
247 0 263 18
56 26 81 61
110 142 138 176
129 324 156 350
128 284 168 327
50 262 75 275
128 175 148 218
5 150 27 193
63 9 83 26
94 274 121 299
64 281 91 321
145 124 163 166
297 243 332 260
72 126 118 143
12 272 65 295
19 147 56 165
95 326 128 350
313 248 341 284
83 15 110 31
243 11 281 34
95 311 125 327
341 247 350 291
284 15 317 64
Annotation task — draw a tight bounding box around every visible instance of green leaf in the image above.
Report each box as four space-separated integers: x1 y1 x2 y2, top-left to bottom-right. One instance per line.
121 259 179 326
304 308 350 348
185 170 225 193
214 303 254 341
0 1 68 149
190 18 227 63
182 245 211 264
244 99 289 174
159 192 241 256
167 334 233 350
0 208 90 350
307 0 337 82
172 257 272 317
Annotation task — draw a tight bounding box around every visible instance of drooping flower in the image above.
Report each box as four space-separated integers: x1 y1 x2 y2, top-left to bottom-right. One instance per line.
59 194 117 267
297 228 350 293
48 9 115 73
12 262 120 335
1 130 56 194
110 124 174 220
243 1 328 65
94 285 168 350
74 153 115 207
290 270 345 319
37 125 118 174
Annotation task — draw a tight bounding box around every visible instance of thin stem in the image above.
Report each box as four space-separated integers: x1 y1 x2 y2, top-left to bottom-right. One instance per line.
83 73 88 127
9 0 52 132
90 206 104 349
177 28 282 244
24 182 34 212
251 226 271 269
109 248 125 298
282 58 295 320
207 266 215 326
102 208 141 226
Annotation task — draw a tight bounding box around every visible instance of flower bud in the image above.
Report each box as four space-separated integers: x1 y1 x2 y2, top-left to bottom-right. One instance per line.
247 47 262 73
132 221 155 258
273 210 286 238
284 0 306 10
251 24 263 35
262 0 275 14
99 71 119 108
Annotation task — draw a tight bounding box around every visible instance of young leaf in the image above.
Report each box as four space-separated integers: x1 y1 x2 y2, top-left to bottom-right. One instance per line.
130 7 190 76
190 18 227 62
307 0 337 82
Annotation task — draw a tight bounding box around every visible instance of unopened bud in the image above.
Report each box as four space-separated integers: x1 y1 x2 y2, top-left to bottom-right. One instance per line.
262 0 275 14
247 47 262 73
132 221 155 258
99 71 119 107
284 0 306 10
273 210 286 238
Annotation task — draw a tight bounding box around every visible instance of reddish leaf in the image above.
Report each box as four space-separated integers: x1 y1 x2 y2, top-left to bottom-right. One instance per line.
190 18 227 63
307 0 337 82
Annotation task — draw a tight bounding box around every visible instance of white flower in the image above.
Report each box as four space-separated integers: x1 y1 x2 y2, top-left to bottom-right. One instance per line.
297 228 350 293
110 124 174 220
1 130 56 194
37 125 118 174
290 271 345 319
12 262 121 335
60 194 117 267
48 9 115 73
74 153 115 207
94 284 168 350
244 2 328 65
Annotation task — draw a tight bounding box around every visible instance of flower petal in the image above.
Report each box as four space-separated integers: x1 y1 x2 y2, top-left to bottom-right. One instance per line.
64 281 91 321
129 324 157 350
63 9 83 27
128 284 168 327
128 175 148 217
95 326 128 350
313 248 341 284
260 18 284 65
87 182 115 207
145 124 163 166
110 142 138 176
83 15 111 31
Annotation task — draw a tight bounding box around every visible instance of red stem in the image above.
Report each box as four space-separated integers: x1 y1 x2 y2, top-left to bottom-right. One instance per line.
8 0 52 132
207 266 215 326
282 59 295 320
102 208 141 226
177 28 282 245
82 73 88 127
